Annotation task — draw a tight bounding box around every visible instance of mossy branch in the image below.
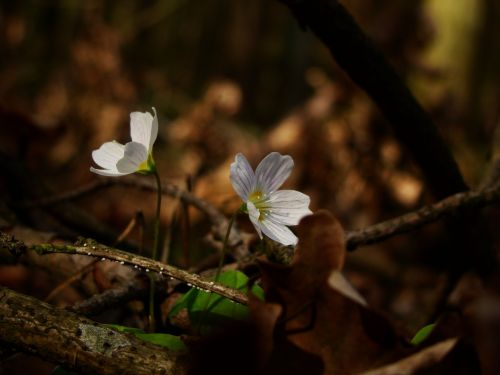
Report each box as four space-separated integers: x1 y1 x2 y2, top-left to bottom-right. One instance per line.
2 234 249 305
0 286 187 375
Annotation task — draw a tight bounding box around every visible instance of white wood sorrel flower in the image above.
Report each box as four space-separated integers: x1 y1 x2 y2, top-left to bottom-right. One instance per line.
90 108 158 176
230 152 312 246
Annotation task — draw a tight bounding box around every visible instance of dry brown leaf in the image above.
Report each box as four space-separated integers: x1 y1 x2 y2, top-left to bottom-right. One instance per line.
252 210 410 374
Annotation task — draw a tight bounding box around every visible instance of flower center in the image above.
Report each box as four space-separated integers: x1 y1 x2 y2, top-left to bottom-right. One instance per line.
138 159 149 171
136 153 156 174
248 190 264 203
248 190 270 221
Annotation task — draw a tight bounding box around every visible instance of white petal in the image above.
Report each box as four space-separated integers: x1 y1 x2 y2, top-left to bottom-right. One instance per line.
91 141 125 170
90 166 128 177
266 190 312 226
130 108 157 151
150 107 158 150
246 201 263 239
230 153 256 201
116 141 148 173
255 152 293 194
259 219 298 246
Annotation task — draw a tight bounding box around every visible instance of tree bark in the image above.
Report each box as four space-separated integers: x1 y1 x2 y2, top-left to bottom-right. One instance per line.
0 287 187 375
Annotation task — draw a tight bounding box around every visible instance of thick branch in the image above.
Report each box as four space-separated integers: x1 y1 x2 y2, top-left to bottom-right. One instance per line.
0 287 186 375
346 183 500 250
278 0 467 198
0 234 248 305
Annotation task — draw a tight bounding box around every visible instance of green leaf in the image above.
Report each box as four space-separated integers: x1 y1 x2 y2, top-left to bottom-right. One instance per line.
169 270 264 335
134 333 186 351
411 323 436 345
105 324 186 351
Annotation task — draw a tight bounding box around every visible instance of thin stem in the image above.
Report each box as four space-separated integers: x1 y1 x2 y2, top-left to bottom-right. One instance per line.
148 169 163 332
214 212 237 282
152 170 163 261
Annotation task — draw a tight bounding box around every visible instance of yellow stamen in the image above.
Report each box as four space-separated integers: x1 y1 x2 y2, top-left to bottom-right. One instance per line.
248 190 263 202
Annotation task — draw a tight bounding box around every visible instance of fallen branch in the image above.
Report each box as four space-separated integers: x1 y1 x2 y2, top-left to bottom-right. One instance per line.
346 183 500 250
0 233 249 305
0 286 187 375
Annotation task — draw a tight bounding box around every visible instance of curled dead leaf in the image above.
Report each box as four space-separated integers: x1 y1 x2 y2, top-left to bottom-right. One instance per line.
251 210 410 374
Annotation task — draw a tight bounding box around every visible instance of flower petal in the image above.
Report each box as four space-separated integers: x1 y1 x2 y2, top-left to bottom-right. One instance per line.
130 108 157 151
266 190 312 226
247 201 263 239
116 141 148 173
230 153 256 201
90 166 128 177
150 107 159 150
259 218 298 246
255 152 293 194
91 141 125 170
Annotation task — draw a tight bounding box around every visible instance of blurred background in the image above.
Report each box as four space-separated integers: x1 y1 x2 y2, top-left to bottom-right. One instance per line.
1 0 500 354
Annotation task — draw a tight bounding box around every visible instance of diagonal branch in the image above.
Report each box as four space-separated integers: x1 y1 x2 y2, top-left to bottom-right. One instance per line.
20 176 226 226
19 176 247 258
0 233 249 305
278 0 467 199
346 183 500 251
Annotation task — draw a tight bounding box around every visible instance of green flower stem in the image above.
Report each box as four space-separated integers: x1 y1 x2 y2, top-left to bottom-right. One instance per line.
148 169 163 332
152 169 163 261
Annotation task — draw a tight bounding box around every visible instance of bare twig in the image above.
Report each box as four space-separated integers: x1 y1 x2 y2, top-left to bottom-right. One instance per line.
44 212 142 303
45 259 99 302
20 176 225 225
20 175 248 258
68 280 149 316
1 233 248 305
0 286 187 374
19 179 114 209
346 183 500 251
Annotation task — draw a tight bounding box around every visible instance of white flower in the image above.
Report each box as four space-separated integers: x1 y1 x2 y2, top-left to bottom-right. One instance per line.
230 152 312 246
90 108 158 176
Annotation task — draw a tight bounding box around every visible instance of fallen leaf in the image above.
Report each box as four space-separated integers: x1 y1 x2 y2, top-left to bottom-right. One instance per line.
252 210 409 374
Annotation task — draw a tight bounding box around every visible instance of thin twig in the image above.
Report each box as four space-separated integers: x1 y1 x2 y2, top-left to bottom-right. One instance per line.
45 212 141 303
68 280 149 316
19 179 114 208
19 175 247 258
20 177 225 225
44 260 98 302
346 183 500 251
